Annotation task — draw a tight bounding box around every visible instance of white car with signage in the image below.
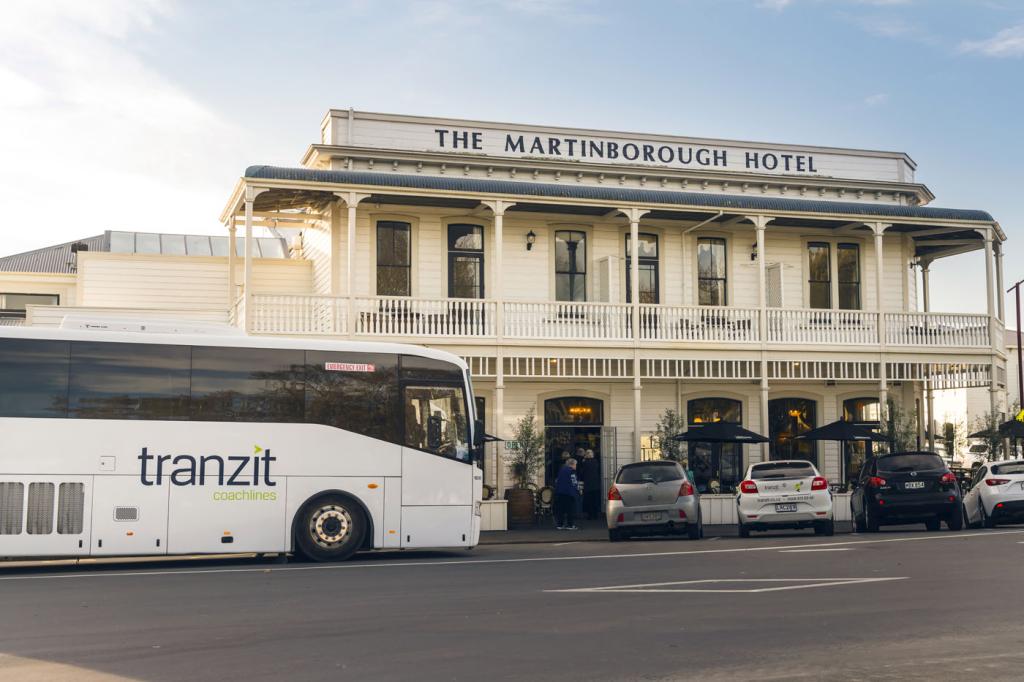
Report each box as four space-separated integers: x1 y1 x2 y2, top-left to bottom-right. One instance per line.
963 459 1024 528
736 460 834 537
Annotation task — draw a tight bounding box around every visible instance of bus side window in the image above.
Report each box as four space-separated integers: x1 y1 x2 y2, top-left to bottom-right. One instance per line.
191 346 305 422
403 385 469 461
305 351 401 445
0 338 70 418
68 341 190 420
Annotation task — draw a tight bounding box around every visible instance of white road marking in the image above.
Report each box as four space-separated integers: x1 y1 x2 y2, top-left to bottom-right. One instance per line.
0 530 1020 582
779 548 854 553
551 542 579 547
547 577 908 594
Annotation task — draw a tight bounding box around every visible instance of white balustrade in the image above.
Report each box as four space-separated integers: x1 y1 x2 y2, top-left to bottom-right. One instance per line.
503 301 632 340
249 294 347 335
354 296 495 337
885 312 991 348
768 308 879 345
639 305 760 342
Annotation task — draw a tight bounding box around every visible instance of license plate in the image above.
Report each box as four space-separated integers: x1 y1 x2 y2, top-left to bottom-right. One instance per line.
640 512 661 522
904 481 925 490
775 503 798 513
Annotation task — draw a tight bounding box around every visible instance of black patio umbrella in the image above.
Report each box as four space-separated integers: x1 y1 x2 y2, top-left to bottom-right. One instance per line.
968 427 996 439
795 420 888 444
482 433 504 442
998 419 1024 439
672 421 768 443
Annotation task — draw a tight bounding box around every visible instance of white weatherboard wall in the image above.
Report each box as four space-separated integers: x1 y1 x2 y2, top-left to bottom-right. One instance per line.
77 253 312 310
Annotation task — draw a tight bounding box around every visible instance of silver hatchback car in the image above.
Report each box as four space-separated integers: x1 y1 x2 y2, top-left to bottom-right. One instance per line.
607 460 703 541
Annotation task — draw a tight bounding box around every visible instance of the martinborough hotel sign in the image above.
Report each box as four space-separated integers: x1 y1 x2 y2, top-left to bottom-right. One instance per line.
321 110 916 183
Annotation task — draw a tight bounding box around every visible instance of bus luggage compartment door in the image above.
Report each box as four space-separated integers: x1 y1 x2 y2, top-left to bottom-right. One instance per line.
400 506 472 548
91 476 168 556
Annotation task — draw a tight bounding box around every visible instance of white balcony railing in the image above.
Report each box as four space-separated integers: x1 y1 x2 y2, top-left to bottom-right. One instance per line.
885 312 991 348
640 305 759 343
244 294 997 351
353 296 495 337
249 294 347 335
504 301 631 340
768 309 880 345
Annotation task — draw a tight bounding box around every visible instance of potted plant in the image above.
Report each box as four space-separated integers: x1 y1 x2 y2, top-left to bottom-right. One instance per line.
506 406 545 527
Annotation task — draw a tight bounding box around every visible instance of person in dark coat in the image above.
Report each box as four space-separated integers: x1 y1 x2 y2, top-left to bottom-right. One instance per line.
579 449 601 519
554 458 581 530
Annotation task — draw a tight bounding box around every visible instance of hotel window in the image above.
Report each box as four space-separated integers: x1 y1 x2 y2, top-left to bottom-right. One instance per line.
376 221 411 296
686 398 743 495
837 244 861 310
625 233 659 304
447 224 484 299
697 238 727 306
808 242 831 309
555 230 587 302
768 397 817 466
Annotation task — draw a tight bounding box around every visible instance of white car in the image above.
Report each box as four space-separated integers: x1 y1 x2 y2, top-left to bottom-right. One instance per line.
963 459 1024 528
736 460 834 537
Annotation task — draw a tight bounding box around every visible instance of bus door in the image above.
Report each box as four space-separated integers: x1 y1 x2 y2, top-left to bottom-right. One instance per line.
91 476 168 556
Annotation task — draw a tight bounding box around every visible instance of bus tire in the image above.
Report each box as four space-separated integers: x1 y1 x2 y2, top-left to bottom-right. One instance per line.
294 495 367 562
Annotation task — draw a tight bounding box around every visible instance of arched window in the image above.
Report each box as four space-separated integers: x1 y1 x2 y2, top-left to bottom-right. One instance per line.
686 398 743 494
769 398 817 466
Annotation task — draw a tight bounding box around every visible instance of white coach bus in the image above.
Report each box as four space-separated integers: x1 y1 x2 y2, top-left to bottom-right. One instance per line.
0 323 483 562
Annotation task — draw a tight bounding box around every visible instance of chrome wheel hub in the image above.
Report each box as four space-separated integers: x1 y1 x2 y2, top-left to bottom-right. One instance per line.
311 505 352 548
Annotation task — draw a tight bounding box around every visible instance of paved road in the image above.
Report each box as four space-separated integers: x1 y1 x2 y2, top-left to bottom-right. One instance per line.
2 527 1024 681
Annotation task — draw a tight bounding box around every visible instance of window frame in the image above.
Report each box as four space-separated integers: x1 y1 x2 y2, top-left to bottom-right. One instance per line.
803 238 864 311
768 397 818 466
625 232 660 304
446 223 485 300
807 242 832 309
554 229 588 302
696 237 728 306
837 243 861 310
375 220 413 297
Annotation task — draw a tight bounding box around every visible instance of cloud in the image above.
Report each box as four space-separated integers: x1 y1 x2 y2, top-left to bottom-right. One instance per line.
958 24 1024 57
864 93 889 106
756 0 794 9
0 0 241 255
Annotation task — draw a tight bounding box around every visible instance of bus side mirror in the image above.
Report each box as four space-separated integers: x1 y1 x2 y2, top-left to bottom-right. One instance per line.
473 418 485 449
427 415 443 451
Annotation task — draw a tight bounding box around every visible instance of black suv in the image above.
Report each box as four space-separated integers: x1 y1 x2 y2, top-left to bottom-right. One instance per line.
851 452 964 532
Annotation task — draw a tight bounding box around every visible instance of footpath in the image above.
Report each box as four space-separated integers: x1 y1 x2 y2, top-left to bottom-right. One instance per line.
480 519 855 544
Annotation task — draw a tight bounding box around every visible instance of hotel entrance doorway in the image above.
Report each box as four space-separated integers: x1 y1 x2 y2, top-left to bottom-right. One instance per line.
544 397 604 518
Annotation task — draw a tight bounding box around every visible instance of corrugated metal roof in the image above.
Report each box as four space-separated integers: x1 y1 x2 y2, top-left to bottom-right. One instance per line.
244 166 996 223
0 234 107 274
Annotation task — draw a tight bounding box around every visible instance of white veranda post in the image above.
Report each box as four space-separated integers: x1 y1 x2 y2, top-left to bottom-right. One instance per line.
618 206 650 462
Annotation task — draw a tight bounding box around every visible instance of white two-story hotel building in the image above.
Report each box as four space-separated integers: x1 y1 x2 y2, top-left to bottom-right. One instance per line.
3 109 1010 521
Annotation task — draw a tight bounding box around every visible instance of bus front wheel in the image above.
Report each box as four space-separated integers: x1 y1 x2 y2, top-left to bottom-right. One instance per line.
295 495 367 562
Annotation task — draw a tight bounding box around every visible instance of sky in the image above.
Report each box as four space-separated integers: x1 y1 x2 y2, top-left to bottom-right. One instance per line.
1 0 1022 315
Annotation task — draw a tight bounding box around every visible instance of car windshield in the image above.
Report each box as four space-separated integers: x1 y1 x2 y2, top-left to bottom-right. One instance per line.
991 463 1024 476
969 445 988 453
877 454 945 473
750 462 815 480
617 462 683 484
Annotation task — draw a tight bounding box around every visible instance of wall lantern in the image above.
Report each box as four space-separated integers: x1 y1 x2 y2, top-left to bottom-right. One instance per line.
750 242 758 261
526 230 537 251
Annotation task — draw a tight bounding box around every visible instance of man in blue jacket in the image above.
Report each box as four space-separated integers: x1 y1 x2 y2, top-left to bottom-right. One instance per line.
554 457 581 530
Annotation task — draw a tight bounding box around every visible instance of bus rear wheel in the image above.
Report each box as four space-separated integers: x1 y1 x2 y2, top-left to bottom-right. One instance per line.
295 495 366 562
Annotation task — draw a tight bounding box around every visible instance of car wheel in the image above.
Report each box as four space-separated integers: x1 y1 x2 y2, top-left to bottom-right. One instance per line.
814 519 835 536
981 504 996 529
946 508 964 531
864 502 880 533
925 517 941 532
294 495 366 562
608 529 621 543
738 524 750 538
687 517 702 541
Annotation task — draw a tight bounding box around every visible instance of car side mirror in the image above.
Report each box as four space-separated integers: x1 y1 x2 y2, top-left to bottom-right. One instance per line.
427 414 443 450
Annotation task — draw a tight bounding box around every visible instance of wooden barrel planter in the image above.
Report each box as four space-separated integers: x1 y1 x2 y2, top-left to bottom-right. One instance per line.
506 488 536 528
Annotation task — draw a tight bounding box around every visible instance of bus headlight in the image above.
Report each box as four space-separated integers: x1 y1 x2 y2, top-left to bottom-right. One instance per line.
474 501 481 517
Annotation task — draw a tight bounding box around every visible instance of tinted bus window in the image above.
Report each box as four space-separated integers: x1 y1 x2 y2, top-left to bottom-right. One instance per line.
68 342 190 420
0 339 70 417
191 346 305 422
306 352 401 443
400 355 464 383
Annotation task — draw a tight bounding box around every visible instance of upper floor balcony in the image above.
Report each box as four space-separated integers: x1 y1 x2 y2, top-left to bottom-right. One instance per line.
241 293 998 352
